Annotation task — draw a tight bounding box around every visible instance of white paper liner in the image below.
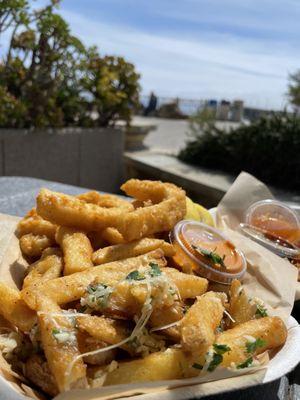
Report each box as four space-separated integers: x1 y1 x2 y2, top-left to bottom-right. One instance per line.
216 172 300 301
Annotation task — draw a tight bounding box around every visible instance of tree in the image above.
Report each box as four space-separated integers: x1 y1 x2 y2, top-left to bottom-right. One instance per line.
0 0 86 127
288 71 300 111
81 48 140 126
0 0 140 128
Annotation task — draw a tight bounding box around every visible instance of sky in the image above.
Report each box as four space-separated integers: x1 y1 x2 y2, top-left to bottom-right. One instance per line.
5 0 300 109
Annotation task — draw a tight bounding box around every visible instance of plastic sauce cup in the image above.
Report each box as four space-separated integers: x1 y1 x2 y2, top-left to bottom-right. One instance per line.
240 199 300 259
170 220 247 285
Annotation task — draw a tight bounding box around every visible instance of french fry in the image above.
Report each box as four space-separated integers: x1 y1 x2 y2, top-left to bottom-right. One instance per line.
101 227 125 244
23 248 63 289
0 282 36 332
215 316 287 367
228 280 257 327
77 330 117 365
91 267 208 317
56 227 93 275
37 189 124 231
149 302 184 341
22 250 166 310
77 191 133 212
103 348 187 385
37 296 86 392
81 273 176 319
17 208 57 239
92 238 175 265
163 268 208 298
77 316 130 346
180 292 225 355
78 316 164 357
19 233 55 258
102 317 287 385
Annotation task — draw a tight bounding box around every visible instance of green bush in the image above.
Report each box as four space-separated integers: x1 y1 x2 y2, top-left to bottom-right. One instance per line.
0 0 140 128
178 112 300 191
288 70 300 111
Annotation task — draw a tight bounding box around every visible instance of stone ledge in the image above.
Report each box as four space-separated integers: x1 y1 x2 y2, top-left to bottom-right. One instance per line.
124 150 235 207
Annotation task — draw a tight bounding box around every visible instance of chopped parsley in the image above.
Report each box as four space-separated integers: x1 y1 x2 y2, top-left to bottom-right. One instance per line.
126 263 162 281
52 328 60 335
237 357 253 369
207 353 223 372
255 304 268 318
126 270 145 281
78 305 88 313
149 263 162 277
207 343 231 372
213 344 231 354
81 283 113 310
192 245 227 269
245 338 266 354
192 363 203 370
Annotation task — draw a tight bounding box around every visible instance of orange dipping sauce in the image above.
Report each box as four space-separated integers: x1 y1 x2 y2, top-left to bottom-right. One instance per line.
251 216 300 244
170 221 246 284
243 199 300 260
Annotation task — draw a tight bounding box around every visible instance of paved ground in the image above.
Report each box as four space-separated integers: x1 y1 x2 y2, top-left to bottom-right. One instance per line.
132 116 239 154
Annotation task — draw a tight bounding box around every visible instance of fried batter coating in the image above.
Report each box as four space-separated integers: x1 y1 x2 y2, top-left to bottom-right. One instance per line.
180 292 225 355
56 227 93 275
117 180 186 241
77 191 133 212
92 238 175 265
19 233 55 258
22 250 166 310
36 189 124 231
23 248 63 288
0 282 36 332
17 208 57 239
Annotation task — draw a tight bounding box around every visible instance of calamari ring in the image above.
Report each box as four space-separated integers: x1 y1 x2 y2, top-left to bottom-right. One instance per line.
113 179 186 241
17 208 57 239
36 189 125 231
36 181 186 239
77 192 130 245
77 191 133 212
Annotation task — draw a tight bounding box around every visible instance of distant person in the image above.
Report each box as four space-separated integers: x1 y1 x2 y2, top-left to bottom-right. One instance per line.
144 92 157 116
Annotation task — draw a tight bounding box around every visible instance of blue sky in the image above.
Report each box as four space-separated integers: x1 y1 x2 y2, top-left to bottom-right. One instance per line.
8 1 300 108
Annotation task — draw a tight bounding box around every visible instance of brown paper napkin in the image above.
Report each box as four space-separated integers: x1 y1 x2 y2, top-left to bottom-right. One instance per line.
216 172 299 302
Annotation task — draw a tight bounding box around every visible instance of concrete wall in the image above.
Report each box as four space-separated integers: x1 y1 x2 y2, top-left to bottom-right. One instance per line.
0 128 124 193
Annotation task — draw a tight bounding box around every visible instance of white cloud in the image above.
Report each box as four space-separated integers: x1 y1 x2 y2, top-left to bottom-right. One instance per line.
60 8 298 109
157 0 300 39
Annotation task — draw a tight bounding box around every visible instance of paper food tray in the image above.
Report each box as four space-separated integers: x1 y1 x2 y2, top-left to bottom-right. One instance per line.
0 205 298 400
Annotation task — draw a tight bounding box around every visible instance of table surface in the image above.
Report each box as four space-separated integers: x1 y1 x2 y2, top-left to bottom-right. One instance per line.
0 176 299 400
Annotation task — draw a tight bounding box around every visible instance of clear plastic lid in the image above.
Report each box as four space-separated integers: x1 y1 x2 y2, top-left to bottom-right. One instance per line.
241 199 300 259
170 220 247 284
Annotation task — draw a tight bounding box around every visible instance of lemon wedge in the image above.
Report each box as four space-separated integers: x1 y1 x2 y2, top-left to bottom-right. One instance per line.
185 197 214 227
